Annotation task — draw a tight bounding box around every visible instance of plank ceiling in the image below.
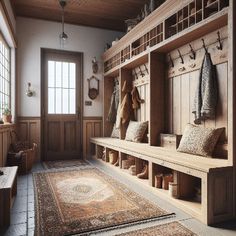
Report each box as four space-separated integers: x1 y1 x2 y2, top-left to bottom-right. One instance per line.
10 0 150 31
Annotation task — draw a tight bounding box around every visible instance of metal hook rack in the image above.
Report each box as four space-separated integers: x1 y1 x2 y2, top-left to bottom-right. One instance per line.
216 31 223 50
139 66 145 77
144 64 149 74
168 54 174 68
178 49 184 64
134 69 138 80
189 44 196 60
202 38 208 53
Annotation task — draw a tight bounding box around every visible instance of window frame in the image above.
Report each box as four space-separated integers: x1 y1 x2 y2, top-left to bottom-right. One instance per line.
0 32 11 118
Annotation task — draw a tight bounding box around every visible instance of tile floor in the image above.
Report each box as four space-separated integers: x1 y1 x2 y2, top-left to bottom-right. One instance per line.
0 160 236 236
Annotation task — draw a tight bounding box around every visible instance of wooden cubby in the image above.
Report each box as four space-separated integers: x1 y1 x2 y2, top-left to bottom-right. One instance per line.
104 0 229 74
165 0 229 39
92 0 235 226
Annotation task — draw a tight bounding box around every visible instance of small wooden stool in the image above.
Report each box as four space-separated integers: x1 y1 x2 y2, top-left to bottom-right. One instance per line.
0 166 18 227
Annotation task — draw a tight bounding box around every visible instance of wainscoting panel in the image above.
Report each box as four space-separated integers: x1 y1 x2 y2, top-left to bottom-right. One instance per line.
0 125 15 167
17 117 41 162
83 117 103 159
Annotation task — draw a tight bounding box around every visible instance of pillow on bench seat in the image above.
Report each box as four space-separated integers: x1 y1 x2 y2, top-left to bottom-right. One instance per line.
111 124 120 138
177 124 223 157
125 121 148 143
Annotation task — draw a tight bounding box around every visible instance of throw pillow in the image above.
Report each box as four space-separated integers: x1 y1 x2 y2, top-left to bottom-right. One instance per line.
177 124 223 157
111 124 120 138
125 121 148 142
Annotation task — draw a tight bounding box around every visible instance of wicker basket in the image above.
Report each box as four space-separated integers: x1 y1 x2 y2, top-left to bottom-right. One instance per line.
7 131 37 174
7 143 37 174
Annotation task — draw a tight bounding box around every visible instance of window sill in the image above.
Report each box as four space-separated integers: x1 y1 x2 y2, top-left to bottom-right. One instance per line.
0 123 16 130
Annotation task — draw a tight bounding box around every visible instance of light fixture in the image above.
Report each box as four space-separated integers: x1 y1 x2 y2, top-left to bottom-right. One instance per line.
26 82 35 97
59 0 68 46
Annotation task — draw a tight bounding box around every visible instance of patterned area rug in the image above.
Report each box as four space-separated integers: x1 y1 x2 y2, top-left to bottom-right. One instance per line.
43 159 88 169
33 168 174 235
116 221 197 236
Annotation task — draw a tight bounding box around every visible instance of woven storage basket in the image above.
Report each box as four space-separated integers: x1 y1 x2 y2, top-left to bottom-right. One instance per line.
7 131 37 174
109 150 118 164
122 159 131 169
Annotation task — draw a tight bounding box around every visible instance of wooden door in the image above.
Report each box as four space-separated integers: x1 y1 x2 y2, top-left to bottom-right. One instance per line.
41 49 83 161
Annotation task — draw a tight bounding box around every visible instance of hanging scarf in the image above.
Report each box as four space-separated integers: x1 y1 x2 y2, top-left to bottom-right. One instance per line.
192 52 218 124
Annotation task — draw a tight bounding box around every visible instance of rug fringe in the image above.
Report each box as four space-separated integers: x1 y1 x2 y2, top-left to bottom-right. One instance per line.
69 213 176 236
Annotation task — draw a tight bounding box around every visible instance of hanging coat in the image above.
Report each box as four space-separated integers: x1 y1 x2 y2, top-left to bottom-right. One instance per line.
192 52 218 124
107 92 116 123
120 93 133 124
107 84 119 123
119 80 134 124
131 86 144 110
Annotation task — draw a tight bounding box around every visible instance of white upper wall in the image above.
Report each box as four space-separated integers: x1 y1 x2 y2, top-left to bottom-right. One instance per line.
16 17 123 117
3 0 16 33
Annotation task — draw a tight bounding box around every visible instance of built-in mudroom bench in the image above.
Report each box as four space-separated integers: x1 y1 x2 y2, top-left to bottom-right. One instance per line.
90 0 236 226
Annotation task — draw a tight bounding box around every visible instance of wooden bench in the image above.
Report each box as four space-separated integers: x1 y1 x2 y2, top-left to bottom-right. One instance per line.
90 137 233 225
0 166 18 227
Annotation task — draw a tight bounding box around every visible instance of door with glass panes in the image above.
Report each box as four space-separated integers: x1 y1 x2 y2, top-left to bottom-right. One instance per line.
42 50 82 161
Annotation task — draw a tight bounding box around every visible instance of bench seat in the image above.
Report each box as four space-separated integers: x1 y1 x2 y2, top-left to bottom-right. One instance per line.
90 137 231 174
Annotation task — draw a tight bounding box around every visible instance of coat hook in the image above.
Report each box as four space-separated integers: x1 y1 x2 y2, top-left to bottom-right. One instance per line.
202 39 208 53
139 66 145 77
216 31 223 50
144 63 149 74
178 49 184 64
189 44 196 60
134 69 138 79
168 54 174 68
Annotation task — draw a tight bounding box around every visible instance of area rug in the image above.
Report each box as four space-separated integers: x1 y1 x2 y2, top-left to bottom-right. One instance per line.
116 221 197 236
43 159 89 169
33 168 174 236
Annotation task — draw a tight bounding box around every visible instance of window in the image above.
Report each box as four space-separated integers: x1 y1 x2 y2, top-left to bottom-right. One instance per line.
0 34 10 118
48 61 76 114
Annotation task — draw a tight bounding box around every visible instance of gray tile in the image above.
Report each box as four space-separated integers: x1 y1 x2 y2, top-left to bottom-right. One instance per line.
27 228 35 236
27 217 35 229
27 189 34 196
11 203 27 213
11 212 27 225
14 196 28 205
4 223 27 236
27 202 34 212
27 195 34 204
27 211 35 219
17 189 28 197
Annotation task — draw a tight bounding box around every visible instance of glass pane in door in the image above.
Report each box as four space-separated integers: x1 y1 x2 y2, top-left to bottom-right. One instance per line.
48 60 76 114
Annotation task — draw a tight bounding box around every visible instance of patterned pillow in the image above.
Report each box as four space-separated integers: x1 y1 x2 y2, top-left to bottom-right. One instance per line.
177 124 223 157
111 124 120 138
125 121 148 143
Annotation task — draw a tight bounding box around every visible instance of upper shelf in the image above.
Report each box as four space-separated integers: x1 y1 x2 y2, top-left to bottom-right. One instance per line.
103 0 229 76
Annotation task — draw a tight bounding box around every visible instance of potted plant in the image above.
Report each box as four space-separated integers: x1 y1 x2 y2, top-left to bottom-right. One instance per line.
1 104 12 123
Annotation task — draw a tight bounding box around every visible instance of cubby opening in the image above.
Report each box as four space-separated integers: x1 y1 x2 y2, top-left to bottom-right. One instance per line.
151 163 202 205
204 0 219 18
165 15 177 39
106 148 119 165
121 46 130 63
120 153 136 171
96 145 105 160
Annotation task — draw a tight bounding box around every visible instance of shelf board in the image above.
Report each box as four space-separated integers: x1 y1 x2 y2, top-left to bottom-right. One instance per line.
205 1 219 9
122 51 148 69
104 66 120 77
152 8 228 53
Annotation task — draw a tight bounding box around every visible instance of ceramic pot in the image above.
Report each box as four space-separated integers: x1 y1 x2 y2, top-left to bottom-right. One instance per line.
2 115 12 123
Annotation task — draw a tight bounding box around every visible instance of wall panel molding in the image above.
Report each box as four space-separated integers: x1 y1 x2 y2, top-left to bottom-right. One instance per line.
16 116 102 161
0 124 15 167
83 117 102 159
17 117 41 161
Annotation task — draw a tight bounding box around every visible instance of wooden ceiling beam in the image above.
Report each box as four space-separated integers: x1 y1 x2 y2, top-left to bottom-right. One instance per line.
10 0 151 31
